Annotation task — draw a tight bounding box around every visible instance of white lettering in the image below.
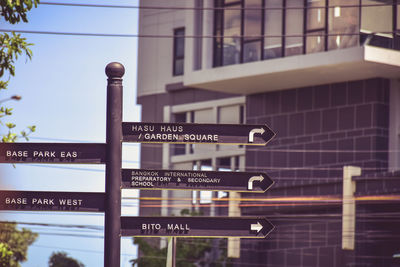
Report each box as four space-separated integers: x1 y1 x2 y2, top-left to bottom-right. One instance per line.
59 199 83 206
167 224 190 231
32 198 55 205
160 125 183 132
6 150 28 157
141 223 161 230
61 151 78 158
5 197 27 205
33 151 56 158
183 134 218 142
132 125 154 132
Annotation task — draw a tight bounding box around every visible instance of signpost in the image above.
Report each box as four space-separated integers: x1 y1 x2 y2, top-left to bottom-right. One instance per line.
0 143 106 164
121 216 274 238
0 63 276 267
0 191 105 212
122 122 275 146
121 168 274 193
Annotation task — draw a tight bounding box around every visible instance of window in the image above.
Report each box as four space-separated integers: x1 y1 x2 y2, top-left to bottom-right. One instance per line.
243 0 263 63
213 0 400 66
361 0 393 48
223 2 242 65
173 28 185 76
285 0 304 56
264 0 283 59
305 0 326 54
328 0 359 50
164 97 246 216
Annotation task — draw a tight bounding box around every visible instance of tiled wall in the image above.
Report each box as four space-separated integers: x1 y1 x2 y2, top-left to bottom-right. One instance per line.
239 78 390 267
246 78 390 195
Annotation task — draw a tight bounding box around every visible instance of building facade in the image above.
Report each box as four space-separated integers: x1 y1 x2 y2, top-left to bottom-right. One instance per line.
136 0 400 266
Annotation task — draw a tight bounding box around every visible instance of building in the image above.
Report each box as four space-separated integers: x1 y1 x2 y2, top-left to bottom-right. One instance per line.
135 0 400 266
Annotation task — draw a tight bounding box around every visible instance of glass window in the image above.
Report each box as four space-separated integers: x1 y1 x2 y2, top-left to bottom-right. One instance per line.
361 0 393 48
223 6 241 65
244 0 262 40
193 160 213 204
264 0 283 59
173 28 185 76
243 41 262 62
306 30 325 53
172 113 186 155
307 0 326 31
398 4 400 31
213 0 224 67
395 4 400 49
328 0 359 50
361 0 393 34
306 0 326 54
286 0 304 56
225 0 241 4
243 0 262 62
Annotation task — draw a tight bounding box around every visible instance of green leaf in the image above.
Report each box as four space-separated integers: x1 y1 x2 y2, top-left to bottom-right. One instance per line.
5 122 16 129
28 125 36 132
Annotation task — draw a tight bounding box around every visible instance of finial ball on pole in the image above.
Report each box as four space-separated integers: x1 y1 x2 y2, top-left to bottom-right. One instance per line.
105 62 125 78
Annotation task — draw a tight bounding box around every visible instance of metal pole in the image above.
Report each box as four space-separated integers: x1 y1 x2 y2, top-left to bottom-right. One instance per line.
166 237 176 267
172 237 176 267
104 62 124 267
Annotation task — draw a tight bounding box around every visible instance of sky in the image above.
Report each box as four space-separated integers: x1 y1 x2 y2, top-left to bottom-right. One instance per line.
0 1 141 266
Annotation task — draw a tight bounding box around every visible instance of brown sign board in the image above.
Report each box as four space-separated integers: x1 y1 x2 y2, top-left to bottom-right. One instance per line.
0 191 105 212
121 216 274 238
121 168 274 193
122 122 275 146
0 143 106 164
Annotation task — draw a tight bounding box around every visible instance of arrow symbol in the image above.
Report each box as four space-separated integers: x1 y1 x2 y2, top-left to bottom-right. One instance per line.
248 128 265 143
248 175 264 190
251 222 263 233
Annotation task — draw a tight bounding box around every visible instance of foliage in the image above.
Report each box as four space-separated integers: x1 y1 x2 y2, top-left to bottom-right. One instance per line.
0 222 38 267
131 209 232 267
0 2 39 265
0 0 39 24
0 0 39 142
131 237 168 267
48 251 85 267
0 243 13 267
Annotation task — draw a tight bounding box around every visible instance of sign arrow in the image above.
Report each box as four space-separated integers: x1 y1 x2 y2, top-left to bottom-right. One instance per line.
122 122 275 146
248 175 264 190
248 127 265 143
121 216 274 238
251 222 263 233
121 169 274 193
0 143 106 164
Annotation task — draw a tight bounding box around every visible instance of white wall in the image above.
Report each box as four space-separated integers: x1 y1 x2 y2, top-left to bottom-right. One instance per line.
137 0 190 97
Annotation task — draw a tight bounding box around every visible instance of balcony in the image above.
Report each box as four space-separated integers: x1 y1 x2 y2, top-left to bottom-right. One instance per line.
184 45 400 95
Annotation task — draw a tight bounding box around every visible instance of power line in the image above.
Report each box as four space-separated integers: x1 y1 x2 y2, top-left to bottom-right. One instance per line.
39 1 395 11
0 28 396 39
0 29 136 38
32 244 137 257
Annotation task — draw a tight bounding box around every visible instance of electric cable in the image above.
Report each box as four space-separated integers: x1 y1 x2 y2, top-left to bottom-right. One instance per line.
39 1 397 11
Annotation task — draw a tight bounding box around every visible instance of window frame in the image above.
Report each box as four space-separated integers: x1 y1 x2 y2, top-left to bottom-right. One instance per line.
213 0 400 67
173 27 185 76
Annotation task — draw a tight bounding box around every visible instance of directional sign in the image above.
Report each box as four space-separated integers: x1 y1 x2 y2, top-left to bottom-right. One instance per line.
0 143 106 164
121 169 274 193
0 191 105 212
121 216 274 238
122 122 275 146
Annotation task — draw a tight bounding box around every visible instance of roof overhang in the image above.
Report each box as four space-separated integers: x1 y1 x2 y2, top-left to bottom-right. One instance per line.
184 46 400 95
